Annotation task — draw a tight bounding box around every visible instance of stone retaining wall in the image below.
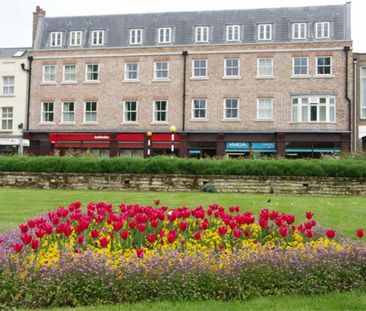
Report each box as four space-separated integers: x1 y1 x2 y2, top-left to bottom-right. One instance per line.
0 172 365 195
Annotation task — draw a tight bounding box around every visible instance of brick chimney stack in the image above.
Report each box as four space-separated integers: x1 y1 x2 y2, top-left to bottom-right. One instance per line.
32 6 46 47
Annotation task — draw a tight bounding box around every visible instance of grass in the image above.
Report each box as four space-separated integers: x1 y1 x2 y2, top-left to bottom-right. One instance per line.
22 291 366 311
1 188 366 237
3 188 366 311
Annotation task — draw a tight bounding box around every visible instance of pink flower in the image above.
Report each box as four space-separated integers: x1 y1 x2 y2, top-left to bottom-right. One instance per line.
136 248 145 258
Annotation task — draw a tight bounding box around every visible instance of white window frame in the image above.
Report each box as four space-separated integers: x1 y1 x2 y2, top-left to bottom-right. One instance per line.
69 31 82 46
154 61 169 80
292 23 307 40
258 24 272 41
123 101 138 123
129 29 143 45
192 59 208 78
257 98 273 120
91 30 104 46
42 65 56 83
83 101 98 123
292 57 309 76
41 102 55 123
192 99 207 120
1 107 13 130
158 27 172 44
2 76 14 95
61 101 75 123
50 32 62 47
315 22 330 39
361 67 366 119
63 65 77 82
153 100 168 123
226 25 240 42
224 99 240 120
257 58 273 77
85 64 99 82
316 57 332 76
224 58 240 78
291 96 336 123
124 63 139 81
195 26 209 43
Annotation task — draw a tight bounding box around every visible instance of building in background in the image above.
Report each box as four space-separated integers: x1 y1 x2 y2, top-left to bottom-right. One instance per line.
0 48 29 154
27 4 352 158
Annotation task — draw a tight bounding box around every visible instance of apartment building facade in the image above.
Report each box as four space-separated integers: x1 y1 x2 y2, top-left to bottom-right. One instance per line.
0 48 29 154
27 4 353 157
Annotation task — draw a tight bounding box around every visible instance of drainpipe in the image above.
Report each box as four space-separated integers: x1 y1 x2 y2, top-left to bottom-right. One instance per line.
21 55 33 132
353 58 358 152
343 46 351 152
182 50 188 132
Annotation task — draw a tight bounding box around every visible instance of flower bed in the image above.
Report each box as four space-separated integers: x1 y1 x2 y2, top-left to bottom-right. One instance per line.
0 201 365 309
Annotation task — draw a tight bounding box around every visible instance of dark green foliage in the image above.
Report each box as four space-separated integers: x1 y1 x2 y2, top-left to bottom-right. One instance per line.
0 155 365 177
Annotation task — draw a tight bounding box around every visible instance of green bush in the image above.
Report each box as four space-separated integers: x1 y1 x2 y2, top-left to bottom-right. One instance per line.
0 155 365 177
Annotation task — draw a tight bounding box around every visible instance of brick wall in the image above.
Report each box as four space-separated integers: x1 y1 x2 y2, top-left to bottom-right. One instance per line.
29 40 352 133
1 172 365 195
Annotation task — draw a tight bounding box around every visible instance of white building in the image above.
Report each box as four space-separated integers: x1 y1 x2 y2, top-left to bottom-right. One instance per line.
0 48 29 154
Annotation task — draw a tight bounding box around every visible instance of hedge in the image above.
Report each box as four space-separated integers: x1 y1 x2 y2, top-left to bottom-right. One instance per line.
0 156 365 177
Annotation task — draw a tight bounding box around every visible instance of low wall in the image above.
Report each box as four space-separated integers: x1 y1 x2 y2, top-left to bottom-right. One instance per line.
0 172 365 195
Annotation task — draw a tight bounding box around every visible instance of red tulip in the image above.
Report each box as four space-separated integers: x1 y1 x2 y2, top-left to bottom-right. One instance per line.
99 237 109 248
19 224 28 234
326 229 336 239
218 225 228 236
120 230 129 240
21 233 32 244
306 230 314 239
356 229 364 238
218 244 225 251
167 230 177 244
259 218 268 228
137 223 146 232
136 248 145 258
285 215 295 225
306 212 314 220
91 229 99 239
12 243 23 253
35 228 45 239
154 199 160 206
194 231 202 240
113 221 123 231
244 229 251 238
76 235 85 244
179 221 188 232
31 239 40 250
232 229 242 239
146 233 157 244
129 221 137 229
279 226 288 237
150 219 159 228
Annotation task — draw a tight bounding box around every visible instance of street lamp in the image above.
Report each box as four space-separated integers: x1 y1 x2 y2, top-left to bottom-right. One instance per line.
170 125 176 154
18 123 24 155
146 131 152 156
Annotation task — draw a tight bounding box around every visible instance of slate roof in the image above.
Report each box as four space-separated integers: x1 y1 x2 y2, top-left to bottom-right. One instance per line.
0 48 29 58
33 3 351 50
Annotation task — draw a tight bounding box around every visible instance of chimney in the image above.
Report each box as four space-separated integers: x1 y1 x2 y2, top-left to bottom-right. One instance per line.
32 6 46 47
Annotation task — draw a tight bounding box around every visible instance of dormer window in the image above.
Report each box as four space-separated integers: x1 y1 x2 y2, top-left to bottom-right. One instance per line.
195 26 209 43
50 32 62 47
158 27 172 44
130 29 143 45
226 25 240 42
315 22 330 39
258 24 272 41
70 31 82 46
292 23 306 40
91 30 104 46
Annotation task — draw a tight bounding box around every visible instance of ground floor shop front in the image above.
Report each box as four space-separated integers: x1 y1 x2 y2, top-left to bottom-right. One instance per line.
25 131 350 158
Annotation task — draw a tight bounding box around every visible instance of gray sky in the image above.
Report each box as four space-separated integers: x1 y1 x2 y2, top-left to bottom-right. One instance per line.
0 0 364 51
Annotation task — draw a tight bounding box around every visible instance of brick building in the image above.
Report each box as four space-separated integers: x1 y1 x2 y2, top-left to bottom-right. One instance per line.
27 4 353 157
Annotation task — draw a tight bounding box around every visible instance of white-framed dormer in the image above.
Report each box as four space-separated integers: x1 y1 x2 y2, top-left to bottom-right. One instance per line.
257 24 272 41
315 22 330 39
50 32 62 47
195 26 210 43
226 25 241 42
130 28 143 45
157 27 172 44
91 30 105 46
69 31 82 47
292 23 307 40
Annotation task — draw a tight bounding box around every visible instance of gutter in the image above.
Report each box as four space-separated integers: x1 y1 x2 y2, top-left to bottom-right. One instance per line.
21 56 33 131
343 46 352 151
182 50 188 132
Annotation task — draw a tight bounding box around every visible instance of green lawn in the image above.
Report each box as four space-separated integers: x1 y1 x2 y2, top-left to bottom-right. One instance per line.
1 188 366 236
22 291 366 311
2 188 366 311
